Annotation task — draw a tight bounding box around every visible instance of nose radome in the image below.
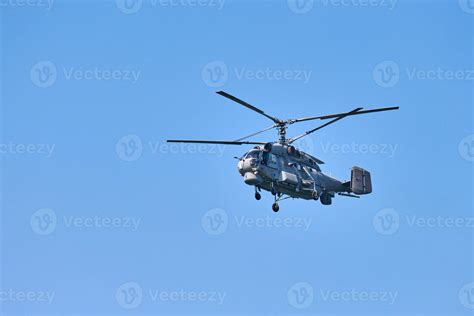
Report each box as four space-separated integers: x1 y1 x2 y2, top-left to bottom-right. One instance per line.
237 160 244 175
237 158 254 175
244 172 263 185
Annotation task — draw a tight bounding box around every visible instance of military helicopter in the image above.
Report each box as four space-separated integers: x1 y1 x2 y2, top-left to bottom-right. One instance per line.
168 91 399 212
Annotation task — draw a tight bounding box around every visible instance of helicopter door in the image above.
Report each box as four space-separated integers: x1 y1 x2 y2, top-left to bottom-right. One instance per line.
267 154 278 169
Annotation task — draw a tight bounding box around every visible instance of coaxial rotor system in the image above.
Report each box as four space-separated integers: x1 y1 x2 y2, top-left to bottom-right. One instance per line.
167 91 399 146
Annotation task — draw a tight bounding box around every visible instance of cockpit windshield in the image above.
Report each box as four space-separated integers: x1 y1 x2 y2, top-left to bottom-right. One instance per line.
245 149 260 160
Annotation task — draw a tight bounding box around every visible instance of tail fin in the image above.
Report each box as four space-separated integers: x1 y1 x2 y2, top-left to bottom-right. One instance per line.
350 166 372 195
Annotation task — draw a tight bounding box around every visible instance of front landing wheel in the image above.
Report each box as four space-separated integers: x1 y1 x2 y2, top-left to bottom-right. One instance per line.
272 203 280 212
255 192 261 200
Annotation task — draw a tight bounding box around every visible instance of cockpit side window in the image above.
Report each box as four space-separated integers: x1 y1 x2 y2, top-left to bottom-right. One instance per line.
245 150 260 160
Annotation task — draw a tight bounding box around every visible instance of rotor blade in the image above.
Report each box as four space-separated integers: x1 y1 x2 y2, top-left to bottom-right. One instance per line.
289 108 363 144
234 124 277 142
290 107 399 123
167 140 266 145
216 91 281 123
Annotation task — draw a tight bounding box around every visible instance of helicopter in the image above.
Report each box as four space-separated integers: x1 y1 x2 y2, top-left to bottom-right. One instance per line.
167 91 399 212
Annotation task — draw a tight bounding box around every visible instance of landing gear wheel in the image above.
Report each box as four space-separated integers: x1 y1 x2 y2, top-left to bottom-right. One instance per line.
320 193 332 205
272 203 280 212
255 192 261 200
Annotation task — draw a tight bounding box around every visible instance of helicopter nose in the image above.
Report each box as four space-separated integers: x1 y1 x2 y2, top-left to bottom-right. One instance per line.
243 172 263 185
237 158 263 185
237 158 257 175
237 160 244 175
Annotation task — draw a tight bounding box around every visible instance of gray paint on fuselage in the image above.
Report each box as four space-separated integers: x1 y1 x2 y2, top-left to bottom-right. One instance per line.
237 142 348 200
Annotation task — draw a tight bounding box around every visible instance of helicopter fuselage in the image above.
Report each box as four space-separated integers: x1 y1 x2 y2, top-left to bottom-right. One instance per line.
167 90 394 211
237 142 367 205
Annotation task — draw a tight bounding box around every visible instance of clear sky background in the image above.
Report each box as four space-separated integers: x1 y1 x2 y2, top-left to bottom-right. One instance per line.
1 0 473 315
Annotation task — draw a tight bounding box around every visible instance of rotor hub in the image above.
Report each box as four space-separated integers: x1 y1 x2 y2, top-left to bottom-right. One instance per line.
277 122 288 144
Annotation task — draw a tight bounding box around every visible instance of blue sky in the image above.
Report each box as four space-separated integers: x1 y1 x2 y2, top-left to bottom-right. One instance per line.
1 0 473 315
